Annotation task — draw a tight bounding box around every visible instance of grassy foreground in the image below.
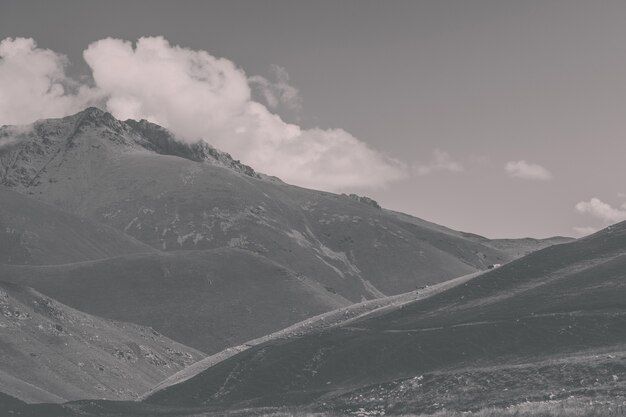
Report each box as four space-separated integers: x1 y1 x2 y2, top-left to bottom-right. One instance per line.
212 397 626 417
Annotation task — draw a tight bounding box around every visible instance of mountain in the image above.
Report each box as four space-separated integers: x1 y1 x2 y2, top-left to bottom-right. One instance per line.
0 108 561 300
0 188 155 265
0 108 599 416
0 108 572 355
144 222 626 414
0 281 204 404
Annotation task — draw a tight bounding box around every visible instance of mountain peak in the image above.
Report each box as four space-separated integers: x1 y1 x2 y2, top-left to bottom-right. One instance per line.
78 106 108 118
70 106 126 134
124 118 260 178
1 108 262 185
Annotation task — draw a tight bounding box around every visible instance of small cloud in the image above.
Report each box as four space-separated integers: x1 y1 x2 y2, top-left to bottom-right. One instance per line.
575 198 626 223
414 149 464 176
572 226 598 237
505 160 552 180
249 65 302 113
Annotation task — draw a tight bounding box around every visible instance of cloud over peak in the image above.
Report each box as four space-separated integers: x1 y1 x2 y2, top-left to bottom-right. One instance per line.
0 36 406 192
249 65 302 113
505 160 552 181
0 37 94 125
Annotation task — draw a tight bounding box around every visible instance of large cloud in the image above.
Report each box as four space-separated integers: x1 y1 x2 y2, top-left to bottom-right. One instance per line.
0 38 95 125
88 37 408 191
0 36 406 192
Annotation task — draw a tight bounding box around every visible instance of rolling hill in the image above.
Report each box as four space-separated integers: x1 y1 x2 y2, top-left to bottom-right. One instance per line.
141 270 484 399
142 222 626 414
0 281 204 404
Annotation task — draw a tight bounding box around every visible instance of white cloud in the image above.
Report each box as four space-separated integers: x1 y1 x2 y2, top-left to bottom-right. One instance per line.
572 226 598 237
0 37 96 125
249 65 302 112
505 160 552 180
0 36 406 192
575 198 626 223
414 149 464 176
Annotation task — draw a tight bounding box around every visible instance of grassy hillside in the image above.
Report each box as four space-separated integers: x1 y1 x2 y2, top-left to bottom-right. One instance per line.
1 248 351 353
144 222 626 413
142 271 483 397
0 108 544 302
0 189 154 265
0 281 204 403
0 108 583 415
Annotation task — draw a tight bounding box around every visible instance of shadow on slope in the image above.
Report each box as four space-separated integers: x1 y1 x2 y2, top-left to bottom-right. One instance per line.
0 281 204 403
1 248 351 353
0 189 154 265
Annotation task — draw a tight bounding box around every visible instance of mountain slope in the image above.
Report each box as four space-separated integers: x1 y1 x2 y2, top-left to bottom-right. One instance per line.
0 248 351 353
0 108 557 302
144 222 626 413
0 281 204 404
142 270 483 398
0 188 155 265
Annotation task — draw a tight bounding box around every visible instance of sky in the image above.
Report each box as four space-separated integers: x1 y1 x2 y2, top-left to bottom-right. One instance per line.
1 0 626 238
